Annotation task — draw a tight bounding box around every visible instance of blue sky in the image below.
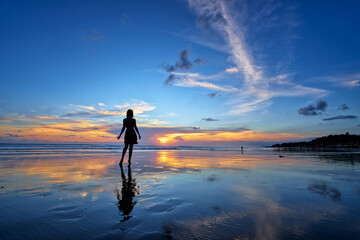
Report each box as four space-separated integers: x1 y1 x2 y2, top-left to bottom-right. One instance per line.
0 0 359 145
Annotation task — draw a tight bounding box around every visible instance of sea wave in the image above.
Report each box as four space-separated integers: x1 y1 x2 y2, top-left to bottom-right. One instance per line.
0 143 258 156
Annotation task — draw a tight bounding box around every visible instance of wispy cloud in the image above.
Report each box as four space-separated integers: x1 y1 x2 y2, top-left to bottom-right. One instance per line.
319 73 360 88
186 0 327 114
0 113 61 123
174 78 237 92
65 99 155 118
0 116 16 122
30 116 60 120
114 99 156 115
164 70 238 92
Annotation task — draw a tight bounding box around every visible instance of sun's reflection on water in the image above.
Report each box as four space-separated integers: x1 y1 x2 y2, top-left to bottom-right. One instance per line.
155 150 302 170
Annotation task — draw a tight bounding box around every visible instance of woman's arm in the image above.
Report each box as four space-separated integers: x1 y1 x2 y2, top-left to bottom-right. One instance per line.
117 120 125 139
134 119 141 139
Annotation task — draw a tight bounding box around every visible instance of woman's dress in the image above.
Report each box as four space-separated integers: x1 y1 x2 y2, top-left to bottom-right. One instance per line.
124 118 138 145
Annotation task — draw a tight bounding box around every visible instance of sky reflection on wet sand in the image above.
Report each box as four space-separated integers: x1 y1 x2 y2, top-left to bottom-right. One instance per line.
0 150 360 239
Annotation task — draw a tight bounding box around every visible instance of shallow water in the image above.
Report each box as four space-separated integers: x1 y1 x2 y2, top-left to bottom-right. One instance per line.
0 149 359 240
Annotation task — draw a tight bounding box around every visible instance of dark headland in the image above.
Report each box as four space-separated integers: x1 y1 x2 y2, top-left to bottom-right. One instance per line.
272 132 360 150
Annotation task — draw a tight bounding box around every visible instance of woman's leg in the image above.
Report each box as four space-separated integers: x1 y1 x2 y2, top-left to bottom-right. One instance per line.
128 144 134 163
120 144 129 164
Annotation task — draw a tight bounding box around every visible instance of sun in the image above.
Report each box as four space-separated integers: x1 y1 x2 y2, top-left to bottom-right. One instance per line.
157 137 172 144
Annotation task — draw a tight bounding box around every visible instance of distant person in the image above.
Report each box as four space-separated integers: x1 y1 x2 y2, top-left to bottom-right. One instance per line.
117 109 141 164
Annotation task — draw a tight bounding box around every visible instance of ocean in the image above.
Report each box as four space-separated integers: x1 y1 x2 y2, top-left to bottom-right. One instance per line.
0 144 359 239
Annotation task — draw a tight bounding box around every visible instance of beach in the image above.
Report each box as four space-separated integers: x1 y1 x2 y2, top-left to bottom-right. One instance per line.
0 145 360 240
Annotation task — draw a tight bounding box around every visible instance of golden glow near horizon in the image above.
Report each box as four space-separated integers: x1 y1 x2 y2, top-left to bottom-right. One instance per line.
0 118 307 144
0 108 307 144
156 130 305 145
158 136 173 144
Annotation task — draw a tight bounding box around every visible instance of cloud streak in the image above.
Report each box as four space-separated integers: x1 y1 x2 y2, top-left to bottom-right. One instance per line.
323 115 358 121
174 78 237 92
65 100 156 118
320 73 360 88
202 118 219 122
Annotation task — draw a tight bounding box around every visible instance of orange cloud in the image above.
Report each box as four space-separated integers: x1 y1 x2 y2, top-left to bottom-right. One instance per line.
32 116 60 120
0 120 116 143
225 67 239 73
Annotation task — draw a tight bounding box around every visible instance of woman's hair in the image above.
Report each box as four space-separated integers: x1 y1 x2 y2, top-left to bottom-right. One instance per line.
126 109 134 118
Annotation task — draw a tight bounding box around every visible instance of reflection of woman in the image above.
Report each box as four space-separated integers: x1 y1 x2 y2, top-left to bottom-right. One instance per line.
117 109 141 164
116 164 139 222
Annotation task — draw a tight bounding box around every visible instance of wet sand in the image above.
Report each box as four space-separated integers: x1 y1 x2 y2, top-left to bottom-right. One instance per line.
0 150 360 239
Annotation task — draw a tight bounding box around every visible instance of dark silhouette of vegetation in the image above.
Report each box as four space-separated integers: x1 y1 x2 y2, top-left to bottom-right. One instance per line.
272 132 360 150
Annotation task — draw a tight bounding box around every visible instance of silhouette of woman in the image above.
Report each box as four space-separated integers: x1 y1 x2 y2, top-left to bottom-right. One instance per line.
117 109 141 164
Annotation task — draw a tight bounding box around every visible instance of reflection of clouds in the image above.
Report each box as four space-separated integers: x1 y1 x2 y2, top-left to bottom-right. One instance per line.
308 181 341 201
318 153 360 165
206 174 219 182
232 185 344 239
165 184 344 240
0 156 118 196
233 185 288 240
0 157 118 189
12 157 114 184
